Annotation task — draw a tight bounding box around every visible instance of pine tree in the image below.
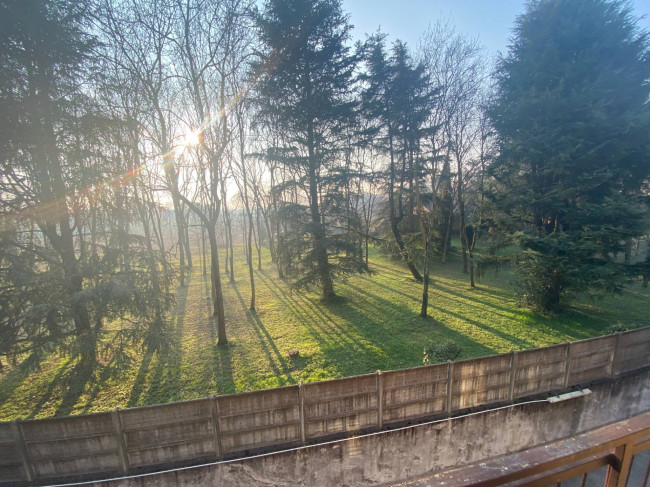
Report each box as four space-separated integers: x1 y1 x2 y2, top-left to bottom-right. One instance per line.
254 0 363 297
361 35 436 284
488 0 650 311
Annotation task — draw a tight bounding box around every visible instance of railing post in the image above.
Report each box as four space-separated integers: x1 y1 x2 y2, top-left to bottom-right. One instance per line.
111 409 129 474
563 342 573 389
508 350 517 402
210 396 223 458
12 420 34 482
376 370 384 429
446 360 454 415
298 381 306 444
610 332 621 377
605 442 634 487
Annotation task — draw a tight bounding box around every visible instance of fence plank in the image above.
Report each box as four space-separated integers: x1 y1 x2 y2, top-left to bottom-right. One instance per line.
513 343 568 399
119 399 214 469
20 412 119 480
613 327 650 375
210 397 222 458
567 335 617 386
217 386 300 453
450 354 511 410
382 364 448 424
10 421 33 482
303 374 378 439
110 410 129 474
377 371 384 428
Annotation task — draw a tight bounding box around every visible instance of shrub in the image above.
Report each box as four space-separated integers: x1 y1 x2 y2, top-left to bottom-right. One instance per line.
423 340 464 365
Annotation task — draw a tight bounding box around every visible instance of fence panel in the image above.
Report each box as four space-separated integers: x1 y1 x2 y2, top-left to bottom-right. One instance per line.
613 328 650 375
382 364 448 424
216 386 300 454
451 354 511 410
303 374 378 439
0 422 25 483
513 343 568 399
567 335 617 386
20 412 120 481
119 398 215 469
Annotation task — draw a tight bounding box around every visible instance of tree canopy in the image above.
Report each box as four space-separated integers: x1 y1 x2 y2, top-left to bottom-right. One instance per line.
488 0 650 311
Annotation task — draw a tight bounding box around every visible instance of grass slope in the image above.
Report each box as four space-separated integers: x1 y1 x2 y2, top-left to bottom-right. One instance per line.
1 245 648 421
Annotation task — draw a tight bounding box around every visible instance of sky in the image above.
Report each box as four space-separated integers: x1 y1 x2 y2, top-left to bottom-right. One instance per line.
343 0 650 59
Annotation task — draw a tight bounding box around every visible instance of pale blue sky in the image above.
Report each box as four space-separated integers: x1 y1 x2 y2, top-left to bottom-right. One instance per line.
343 0 650 57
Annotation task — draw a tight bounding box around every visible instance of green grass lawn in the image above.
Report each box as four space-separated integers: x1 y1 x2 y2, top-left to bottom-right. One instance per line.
0 244 648 421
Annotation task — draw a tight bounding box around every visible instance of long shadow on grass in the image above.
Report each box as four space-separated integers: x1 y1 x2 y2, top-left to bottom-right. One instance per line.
258 270 494 374
364 263 579 346
342 282 500 356
212 340 235 395
324 289 497 367
257 270 369 355
81 335 136 413
256 271 361 377
24 357 74 419
0 352 46 408
357 274 420 303
230 281 294 386
433 281 603 341
54 358 98 417
127 281 188 407
141 284 187 405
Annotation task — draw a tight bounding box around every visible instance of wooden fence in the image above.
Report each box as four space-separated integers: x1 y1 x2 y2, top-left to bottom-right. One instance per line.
1 327 649 485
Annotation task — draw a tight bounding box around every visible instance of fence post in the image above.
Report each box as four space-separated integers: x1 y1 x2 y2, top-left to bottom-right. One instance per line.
508 350 517 402
610 333 621 377
376 371 384 429
298 381 306 444
12 420 34 482
111 409 129 474
446 361 454 415
563 342 573 389
210 396 223 458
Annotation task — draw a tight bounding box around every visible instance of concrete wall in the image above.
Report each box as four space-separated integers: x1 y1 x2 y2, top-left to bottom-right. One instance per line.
97 368 650 487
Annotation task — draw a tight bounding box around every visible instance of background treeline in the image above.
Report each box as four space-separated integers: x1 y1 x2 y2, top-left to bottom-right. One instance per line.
1 0 649 371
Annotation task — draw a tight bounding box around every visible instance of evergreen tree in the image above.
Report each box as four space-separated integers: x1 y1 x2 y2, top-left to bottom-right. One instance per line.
254 0 363 297
488 0 650 311
0 0 174 365
361 35 435 284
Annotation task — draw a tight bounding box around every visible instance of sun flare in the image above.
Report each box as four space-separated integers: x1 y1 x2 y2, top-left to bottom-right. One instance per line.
182 130 201 147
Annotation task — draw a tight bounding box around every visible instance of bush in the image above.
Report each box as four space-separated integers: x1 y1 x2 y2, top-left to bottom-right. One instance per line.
423 340 464 365
606 322 641 334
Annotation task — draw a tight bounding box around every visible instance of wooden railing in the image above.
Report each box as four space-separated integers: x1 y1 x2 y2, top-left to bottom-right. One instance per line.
1 327 649 484
426 410 650 486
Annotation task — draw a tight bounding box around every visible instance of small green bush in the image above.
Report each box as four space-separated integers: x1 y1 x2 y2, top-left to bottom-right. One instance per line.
606 322 641 334
423 340 464 365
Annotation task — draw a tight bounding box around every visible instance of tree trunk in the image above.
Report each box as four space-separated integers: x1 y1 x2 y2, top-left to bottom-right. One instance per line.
469 252 475 287
420 237 430 317
307 119 335 297
208 227 227 345
247 216 256 311
388 128 423 282
202 226 207 276
256 208 262 271
441 206 453 264
184 210 193 270
222 198 235 282
172 198 186 286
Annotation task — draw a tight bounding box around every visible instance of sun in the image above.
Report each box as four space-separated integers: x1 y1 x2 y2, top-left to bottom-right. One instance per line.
182 130 201 148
